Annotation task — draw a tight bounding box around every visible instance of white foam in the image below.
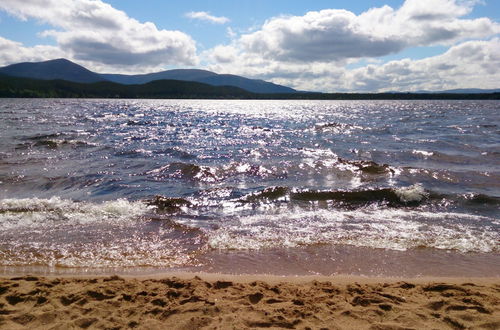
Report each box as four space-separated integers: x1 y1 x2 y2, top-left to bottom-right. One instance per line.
394 184 428 203
207 207 498 253
0 197 152 229
412 150 433 157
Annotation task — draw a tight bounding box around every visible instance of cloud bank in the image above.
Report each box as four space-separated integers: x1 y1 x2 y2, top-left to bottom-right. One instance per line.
237 0 497 62
205 0 500 91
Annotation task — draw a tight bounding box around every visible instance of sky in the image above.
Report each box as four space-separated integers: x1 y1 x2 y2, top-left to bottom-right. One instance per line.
0 0 499 92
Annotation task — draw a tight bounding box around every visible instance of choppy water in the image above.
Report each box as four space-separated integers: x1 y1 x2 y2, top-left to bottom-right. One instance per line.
0 99 498 276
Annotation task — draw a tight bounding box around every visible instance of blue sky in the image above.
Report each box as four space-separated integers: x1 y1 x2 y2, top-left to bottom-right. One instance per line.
0 0 499 92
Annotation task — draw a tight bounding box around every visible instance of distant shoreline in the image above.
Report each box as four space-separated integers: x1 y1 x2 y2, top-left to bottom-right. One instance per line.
1 75 499 100
2 94 500 100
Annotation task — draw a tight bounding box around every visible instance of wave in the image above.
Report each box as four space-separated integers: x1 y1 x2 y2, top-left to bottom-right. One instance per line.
115 147 196 160
314 122 363 133
146 195 192 213
151 184 496 216
161 147 197 159
0 197 206 268
0 197 152 229
24 133 63 141
15 139 96 150
342 159 394 175
297 148 395 176
207 207 499 253
0 191 498 269
239 184 427 207
461 193 500 206
240 186 290 203
146 161 279 183
146 162 221 182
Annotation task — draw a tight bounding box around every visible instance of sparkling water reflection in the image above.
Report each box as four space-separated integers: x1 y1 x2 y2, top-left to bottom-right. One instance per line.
0 99 498 275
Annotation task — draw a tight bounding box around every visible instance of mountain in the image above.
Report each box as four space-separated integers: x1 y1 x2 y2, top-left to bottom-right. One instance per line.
2 59 497 96
101 69 217 85
196 74 296 94
0 74 253 99
102 70 296 94
2 73 498 100
0 58 105 84
0 59 296 94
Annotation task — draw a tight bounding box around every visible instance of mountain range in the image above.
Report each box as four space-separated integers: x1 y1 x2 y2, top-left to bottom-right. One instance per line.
0 59 296 94
0 59 498 97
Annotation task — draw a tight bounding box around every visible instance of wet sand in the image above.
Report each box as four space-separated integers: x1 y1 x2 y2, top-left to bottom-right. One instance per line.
0 273 498 329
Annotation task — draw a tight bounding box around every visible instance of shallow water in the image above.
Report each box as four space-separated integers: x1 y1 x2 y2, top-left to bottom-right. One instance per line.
0 99 498 276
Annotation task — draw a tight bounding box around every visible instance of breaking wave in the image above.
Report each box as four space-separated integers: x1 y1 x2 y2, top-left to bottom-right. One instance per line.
0 197 152 229
207 208 499 253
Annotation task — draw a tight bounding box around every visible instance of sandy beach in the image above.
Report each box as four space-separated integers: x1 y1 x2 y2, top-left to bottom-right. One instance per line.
0 273 498 329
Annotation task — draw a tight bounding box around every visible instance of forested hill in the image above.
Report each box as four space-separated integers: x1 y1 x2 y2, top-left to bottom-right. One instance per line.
0 58 296 94
0 74 253 99
0 74 498 100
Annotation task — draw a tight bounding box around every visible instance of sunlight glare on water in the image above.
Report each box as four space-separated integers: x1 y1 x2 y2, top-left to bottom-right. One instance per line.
0 99 499 275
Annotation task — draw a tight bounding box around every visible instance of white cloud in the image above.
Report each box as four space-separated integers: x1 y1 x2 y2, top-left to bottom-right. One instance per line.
347 37 500 92
202 0 499 92
205 45 238 64
0 0 198 72
186 11 230 24
0 36 64 65
226 27 237 39
235 0 499 62
203 38 500 92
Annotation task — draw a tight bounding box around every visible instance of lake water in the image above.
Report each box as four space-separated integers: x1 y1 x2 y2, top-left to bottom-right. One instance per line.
0 99 498 276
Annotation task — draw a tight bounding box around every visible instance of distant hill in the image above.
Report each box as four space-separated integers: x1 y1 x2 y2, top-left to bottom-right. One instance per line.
101 69 217 85
0 74 253 99
1 73 498 100
0 59 296 94
0 59 105 84
102 70 296 94
196 74 296 94
1 59 498 99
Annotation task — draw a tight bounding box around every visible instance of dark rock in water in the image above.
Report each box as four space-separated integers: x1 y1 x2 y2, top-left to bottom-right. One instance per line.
147 196 191 213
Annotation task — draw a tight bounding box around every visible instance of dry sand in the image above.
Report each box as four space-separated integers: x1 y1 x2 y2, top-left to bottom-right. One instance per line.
0 273 498 329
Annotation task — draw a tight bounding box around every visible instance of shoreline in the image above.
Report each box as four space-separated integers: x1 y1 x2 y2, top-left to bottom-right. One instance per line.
2 246 499 279
1 272 498 329
3 271 499 284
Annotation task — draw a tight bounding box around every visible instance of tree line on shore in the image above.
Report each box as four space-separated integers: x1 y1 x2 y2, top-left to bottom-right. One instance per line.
1 74 498 100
